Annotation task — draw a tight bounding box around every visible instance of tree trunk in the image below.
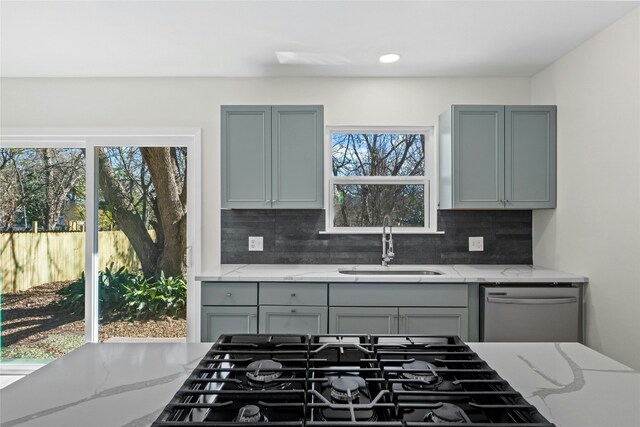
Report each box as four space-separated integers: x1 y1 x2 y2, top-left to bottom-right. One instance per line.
141 147 187 278
98 150 159 278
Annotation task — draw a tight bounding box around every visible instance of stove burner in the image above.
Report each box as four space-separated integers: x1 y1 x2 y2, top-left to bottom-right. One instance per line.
234 405 267 423
401 360 442 387
425 403 471 424
246 359 283 383
330 377 361 402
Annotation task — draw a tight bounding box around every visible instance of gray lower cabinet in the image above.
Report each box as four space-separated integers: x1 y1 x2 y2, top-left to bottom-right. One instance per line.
329 307 399 334
221 105 323 209
259 306 328 334
201 306 257 342
439 104 556 209
399 307 469 340
200 282 477 340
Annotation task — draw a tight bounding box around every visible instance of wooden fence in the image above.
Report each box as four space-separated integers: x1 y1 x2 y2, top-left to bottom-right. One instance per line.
1 231 148 294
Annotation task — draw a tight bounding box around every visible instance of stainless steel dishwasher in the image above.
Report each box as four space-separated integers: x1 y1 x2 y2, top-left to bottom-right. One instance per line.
481 285 581 342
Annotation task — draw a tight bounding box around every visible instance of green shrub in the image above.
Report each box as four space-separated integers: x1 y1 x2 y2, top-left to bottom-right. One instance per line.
122 272 186 320
57 276 86 315
57 265 186 320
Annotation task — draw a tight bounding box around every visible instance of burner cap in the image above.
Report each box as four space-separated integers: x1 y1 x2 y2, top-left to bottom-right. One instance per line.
438 380 462 391
246 359 283 383
236 405 263 423
330 377 361 402
426 403 471 423
401 360 440 384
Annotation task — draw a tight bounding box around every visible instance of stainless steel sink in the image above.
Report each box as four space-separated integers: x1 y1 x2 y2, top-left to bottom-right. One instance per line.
338 269 443 276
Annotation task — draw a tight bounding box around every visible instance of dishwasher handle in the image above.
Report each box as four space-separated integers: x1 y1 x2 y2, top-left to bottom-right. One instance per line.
487 296 577 305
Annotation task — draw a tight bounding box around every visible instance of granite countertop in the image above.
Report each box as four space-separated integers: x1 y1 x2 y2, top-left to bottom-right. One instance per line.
1 342 637 427
196 264 588 283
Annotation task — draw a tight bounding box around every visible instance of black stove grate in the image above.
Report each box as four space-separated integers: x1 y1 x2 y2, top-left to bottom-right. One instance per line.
152 334 554 426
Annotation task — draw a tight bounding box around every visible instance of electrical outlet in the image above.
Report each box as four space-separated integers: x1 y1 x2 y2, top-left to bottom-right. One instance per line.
248 236 263 251
469 236 484 252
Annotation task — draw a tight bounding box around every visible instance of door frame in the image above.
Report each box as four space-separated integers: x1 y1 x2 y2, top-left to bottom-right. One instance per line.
0 128 202 343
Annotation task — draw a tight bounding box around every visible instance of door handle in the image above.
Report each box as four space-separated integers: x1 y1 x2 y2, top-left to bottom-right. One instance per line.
487 297 577 305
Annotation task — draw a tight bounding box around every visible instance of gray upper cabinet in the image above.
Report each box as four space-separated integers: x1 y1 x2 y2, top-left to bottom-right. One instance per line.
221 106 271 208
505 106 556 208
221 105 323 209
439 105 556 209
272 106 324 208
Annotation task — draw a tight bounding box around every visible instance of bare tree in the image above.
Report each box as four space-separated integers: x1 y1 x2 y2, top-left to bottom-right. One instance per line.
0 148 84 231
332 133 425 227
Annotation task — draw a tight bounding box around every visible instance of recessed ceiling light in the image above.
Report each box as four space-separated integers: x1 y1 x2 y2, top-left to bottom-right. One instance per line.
379 53 400 63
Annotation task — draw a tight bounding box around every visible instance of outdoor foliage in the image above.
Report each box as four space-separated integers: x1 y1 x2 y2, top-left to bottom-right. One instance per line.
57 265 186 320
0 148 85 231
331 133 426 227
99 146 188 278
1 146 188 279
122 272 187 319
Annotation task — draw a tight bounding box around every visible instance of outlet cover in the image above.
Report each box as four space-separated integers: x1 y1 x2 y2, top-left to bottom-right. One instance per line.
469 236 484 252
248 236 263 251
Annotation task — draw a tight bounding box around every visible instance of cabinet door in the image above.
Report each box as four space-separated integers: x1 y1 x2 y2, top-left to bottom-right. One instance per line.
272 106 324 208
329 307 398 334
452 105 505 208
201 306 257 342
221 106 272 208
259 306 327 334
399 307 468 340
505 106 556 208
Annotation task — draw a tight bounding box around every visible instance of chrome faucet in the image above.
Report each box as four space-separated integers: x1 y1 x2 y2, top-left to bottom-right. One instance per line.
382 214 395 266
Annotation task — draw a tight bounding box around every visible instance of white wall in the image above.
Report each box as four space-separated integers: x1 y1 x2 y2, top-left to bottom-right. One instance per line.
531 8 640 369
0 76 530 268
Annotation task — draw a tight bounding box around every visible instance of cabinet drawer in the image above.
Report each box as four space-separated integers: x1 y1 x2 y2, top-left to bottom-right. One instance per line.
329 283 468 307
259 282 327 305
201 282 257 305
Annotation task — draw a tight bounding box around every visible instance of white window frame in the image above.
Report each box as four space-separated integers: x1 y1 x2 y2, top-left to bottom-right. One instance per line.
0 128 203 348
324 126 439 234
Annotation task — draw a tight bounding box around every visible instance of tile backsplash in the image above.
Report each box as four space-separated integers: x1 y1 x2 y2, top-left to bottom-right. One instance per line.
221 209 532 264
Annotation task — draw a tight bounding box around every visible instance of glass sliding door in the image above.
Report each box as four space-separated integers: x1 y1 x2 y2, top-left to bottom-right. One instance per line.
96 146 187 342
0 148 86 361
1 128 201 357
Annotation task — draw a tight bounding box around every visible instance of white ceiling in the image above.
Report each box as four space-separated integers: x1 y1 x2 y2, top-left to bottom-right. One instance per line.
1 1 638 78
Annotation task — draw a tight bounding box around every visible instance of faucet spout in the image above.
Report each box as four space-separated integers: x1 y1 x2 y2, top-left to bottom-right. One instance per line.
382 215 395 266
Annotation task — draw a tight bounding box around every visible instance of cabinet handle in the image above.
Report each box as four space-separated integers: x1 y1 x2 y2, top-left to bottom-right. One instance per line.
226 292 232 297
291 293 296 297
291 309 296 313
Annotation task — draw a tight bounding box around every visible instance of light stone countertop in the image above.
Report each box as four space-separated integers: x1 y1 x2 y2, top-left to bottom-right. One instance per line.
196 264 588 283
0 342 637 427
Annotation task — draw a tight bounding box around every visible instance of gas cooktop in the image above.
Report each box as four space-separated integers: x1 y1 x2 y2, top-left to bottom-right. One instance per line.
152 334 554 426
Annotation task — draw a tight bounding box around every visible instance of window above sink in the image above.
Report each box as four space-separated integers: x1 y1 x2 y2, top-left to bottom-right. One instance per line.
325 126 437 234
